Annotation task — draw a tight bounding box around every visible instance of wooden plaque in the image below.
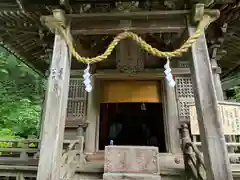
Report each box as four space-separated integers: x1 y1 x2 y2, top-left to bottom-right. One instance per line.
190 101 240 135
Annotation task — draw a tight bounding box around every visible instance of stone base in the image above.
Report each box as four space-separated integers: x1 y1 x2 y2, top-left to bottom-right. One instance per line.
103 173 161 180
104 146 159 174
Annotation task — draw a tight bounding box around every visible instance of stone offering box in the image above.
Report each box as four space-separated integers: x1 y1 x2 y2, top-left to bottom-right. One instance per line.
104 146 160 175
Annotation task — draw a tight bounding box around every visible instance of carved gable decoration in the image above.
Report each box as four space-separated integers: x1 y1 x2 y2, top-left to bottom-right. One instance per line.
116 39 144 73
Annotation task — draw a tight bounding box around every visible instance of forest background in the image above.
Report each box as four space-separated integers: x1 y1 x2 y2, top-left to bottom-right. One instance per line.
0 46 45 145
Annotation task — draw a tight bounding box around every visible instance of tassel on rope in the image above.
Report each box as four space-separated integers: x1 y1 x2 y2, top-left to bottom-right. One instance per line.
83 63 92 92
164 57 176 88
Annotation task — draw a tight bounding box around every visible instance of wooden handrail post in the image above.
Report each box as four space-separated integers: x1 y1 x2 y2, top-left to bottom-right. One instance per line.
20 141 28 160
180 124 193 179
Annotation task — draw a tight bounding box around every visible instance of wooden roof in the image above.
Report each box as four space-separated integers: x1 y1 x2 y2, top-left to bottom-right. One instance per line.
0 0 240 79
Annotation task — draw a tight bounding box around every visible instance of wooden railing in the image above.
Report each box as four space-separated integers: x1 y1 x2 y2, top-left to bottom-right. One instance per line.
189 101 240 166
189 101 240 154
180 123 240 180
0 137 84 179
0 138 79 169
180 124 207 180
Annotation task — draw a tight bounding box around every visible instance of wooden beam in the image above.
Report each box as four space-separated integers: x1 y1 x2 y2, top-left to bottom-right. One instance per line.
36 9 71 180
68 10 190 21
188 25 233 180
68 10 220 35
71 19 186 35
94 68 190 80
0 27 39 34
68 10 193 35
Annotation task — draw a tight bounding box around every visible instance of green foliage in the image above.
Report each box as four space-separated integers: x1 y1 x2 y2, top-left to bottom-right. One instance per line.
0 129 19 147
0 46 46 141
232 86 240 101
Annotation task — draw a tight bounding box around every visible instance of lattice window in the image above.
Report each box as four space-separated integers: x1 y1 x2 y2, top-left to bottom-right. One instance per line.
178 98 195 121
176 76 195 121
67 78 87 120
176 77 194 98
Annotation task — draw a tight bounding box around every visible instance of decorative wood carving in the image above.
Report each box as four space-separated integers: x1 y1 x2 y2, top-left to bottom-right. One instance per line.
116 39 144 74
114 1 142 74
115 1 139 12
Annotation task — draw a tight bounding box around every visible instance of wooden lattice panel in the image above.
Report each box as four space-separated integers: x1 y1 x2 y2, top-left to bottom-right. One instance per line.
175 77 194 98
178 98 195 120
67 78 87 120
175 77 195 121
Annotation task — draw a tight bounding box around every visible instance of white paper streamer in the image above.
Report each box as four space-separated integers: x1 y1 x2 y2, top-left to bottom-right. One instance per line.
83 63 92 92
164 57 176 88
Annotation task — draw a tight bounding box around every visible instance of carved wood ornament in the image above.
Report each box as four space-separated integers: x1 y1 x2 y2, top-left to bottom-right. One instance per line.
115 2 144 74
116 39 144 74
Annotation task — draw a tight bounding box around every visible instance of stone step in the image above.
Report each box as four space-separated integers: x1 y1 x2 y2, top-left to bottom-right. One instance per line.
103 173 161 180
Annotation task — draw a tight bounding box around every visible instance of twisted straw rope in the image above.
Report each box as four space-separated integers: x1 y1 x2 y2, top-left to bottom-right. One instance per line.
43 15 214 64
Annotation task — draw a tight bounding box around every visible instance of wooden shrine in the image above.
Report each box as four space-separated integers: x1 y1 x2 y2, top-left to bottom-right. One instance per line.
0 0 240 180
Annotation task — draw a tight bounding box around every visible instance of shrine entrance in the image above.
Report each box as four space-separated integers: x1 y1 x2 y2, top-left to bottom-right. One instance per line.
98 80 166 152
99 102 166 152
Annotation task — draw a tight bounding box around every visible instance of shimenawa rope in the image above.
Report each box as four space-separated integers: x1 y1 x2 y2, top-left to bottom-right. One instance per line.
43 15 214 64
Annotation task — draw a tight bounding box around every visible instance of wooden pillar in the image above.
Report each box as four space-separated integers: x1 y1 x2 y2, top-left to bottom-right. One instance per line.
211 47 224 100
188 25 233 180
211 47 235 153
38 91 47 144
37 9 71 180
85 76 98 153
164 80 181 153
213 68 224 100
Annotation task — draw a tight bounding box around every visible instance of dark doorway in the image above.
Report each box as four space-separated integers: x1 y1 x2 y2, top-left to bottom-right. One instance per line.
99 103 166 152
